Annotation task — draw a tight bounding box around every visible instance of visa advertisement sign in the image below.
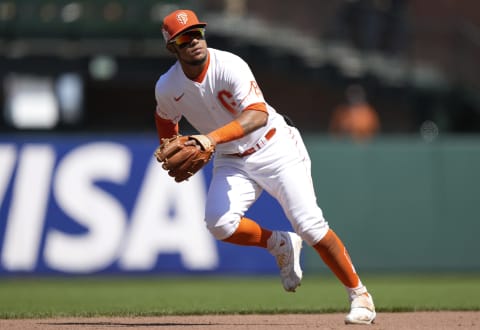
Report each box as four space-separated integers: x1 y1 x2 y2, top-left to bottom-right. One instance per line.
0 135 291 276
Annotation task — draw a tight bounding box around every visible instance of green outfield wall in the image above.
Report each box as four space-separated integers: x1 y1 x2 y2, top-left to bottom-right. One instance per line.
303 135 480 272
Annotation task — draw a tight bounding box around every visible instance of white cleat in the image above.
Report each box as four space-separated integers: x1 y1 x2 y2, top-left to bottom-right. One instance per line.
268 231 303 292
345 288 376 325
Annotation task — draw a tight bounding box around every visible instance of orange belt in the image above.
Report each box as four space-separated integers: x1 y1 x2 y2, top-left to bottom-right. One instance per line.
228 128 276 157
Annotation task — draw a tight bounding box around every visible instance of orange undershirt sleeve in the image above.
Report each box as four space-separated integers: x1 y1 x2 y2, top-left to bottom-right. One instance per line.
244 102 267 112
154 112 179 143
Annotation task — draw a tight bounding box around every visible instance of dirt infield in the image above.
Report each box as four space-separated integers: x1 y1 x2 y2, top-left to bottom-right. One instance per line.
1 312 479 329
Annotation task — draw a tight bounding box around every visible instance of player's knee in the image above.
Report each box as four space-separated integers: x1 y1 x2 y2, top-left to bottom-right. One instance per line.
204 211 240 241
205 220 239 240
295 221 330 246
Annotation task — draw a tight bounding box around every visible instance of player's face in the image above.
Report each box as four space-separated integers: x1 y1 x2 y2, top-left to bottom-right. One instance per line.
170 28 208 65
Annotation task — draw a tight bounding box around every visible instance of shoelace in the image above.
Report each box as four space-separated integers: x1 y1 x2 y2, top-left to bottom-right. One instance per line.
275 249 292 274
276 254 287 268
351 294 374 311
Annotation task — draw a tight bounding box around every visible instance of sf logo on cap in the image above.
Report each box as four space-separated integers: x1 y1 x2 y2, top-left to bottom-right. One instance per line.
176 12 188 25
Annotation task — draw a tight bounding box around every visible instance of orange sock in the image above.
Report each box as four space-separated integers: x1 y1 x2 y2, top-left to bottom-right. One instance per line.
313 229 360 288
222 217 272 248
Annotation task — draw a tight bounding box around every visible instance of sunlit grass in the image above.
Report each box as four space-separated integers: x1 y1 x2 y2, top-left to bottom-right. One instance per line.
0 273 478 318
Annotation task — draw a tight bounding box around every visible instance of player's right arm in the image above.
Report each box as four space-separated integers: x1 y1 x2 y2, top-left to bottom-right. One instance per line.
154 73 182 144
154 111 179 143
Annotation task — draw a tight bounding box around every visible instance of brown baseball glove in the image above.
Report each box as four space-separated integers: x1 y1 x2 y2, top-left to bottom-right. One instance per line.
154 135 215 182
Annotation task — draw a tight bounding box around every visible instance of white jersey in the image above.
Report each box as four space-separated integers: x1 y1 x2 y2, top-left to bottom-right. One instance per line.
155 48 283 154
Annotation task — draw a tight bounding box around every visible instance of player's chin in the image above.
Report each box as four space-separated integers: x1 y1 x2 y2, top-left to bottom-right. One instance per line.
186 51 207 65
190 47 206 58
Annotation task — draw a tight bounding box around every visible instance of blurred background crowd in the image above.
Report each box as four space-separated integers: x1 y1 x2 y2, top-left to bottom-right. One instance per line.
0 0 479 141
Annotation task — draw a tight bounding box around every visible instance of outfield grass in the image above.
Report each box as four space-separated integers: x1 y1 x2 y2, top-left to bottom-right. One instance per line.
0 274 479 318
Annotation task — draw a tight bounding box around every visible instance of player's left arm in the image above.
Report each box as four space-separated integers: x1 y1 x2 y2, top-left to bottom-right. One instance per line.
205 104 268 146
190 57 268 148
237 103 268 133
205 64 269 146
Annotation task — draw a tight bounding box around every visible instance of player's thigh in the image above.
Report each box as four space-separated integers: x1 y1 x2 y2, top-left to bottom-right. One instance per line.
205 166 261 232
262 161 329 245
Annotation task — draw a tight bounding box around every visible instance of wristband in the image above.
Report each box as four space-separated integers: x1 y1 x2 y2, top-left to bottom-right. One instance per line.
207 120 245 144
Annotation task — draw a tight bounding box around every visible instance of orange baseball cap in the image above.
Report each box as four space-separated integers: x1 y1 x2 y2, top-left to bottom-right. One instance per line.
162 10 207 43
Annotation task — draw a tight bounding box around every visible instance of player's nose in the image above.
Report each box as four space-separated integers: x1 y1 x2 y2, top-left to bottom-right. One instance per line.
190 37 201 45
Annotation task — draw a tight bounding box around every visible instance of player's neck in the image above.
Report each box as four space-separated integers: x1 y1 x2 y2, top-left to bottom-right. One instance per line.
182 65 203 80
181 51 210 82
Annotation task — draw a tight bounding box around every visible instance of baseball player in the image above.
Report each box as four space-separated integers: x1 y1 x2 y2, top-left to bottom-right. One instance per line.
154 9 376 325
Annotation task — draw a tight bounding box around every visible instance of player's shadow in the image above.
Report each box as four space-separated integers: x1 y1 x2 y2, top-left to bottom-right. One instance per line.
41 321 220 327
41 321 297 327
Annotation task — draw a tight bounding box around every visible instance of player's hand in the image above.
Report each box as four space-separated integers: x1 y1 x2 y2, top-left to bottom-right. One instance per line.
155 135 215 182
184 134 216 150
